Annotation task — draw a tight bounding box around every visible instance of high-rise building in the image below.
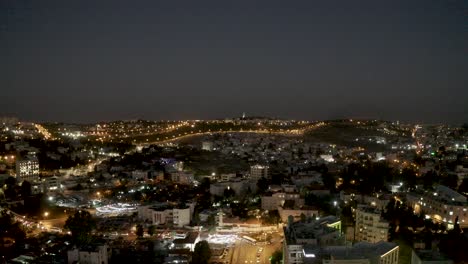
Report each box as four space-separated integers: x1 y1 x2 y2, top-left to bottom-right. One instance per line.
16 153 39 183
354 204 389 243
250 164 269 180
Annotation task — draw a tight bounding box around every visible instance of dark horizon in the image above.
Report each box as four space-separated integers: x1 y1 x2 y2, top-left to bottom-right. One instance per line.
5 114 465 127
2 0 467 124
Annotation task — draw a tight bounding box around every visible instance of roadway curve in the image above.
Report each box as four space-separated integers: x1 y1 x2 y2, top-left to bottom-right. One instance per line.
136 123 325 147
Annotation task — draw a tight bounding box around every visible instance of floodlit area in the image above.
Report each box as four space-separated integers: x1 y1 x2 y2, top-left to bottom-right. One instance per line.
95 203 137 217
52 195 86 208
206 233 238 245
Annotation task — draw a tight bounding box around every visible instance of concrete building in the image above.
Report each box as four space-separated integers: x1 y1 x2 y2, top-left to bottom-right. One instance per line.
262 191 304 211
279 200 319 223
250 164 269 180
406 185 468 229
171 171 194 185
210 178 248 197
138 203 193 227
201 141 213 151
131 170 148 180
354 204 389 243
67 244 110 264
219 173 236 182
172 232 200 252
174 161 184 172
318 241 399 264
16 154 39 183
43 176 61 192
411 249 453 264
283 216 343 264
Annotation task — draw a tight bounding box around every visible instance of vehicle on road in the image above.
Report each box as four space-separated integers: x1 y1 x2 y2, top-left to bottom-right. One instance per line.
242 235 257 245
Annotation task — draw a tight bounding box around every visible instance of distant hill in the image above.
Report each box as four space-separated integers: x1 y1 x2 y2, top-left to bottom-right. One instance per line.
304 120 412 151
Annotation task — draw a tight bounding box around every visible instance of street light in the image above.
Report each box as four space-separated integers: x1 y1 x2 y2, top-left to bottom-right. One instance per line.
44 212 49 218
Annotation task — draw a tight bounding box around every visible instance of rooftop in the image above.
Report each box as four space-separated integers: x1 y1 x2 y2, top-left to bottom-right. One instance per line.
173 232 199 245
285 216 341 243
320 241 398 260
356 204 383 215
413 249 453 262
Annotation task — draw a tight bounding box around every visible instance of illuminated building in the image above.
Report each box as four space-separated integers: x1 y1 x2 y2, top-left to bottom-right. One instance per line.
283 216 343 264
261 191 304 211
201 141 213 151
250 164 269 180
406 185 468 229
170 171 195 185
209 178 248 197
67 244 110 264
172 232 200 252
16 153 39 183
43 176 61 192
354 204 389 243
138 202 195 227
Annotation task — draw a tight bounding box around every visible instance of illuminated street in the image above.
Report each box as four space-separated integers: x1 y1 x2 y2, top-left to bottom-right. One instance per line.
1 1 467 261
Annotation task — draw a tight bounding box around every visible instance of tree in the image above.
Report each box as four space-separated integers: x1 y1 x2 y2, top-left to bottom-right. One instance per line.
322 172 336 192
4 177 17 199
133 191 143 201
136 224 144 238
0 210 26 255
401 167 418 190
256 177 269 194
458 178 468 194
206 214 216 227
441 174 458 190
300 213 306 222
223 187 235 198
423 170 438 189
192 240 212 264
263 210 280 225
192 210 201 225
270 250 283 264
200 177 210 191
20 181 31 198
5 176 15 186
64 211 96 245
340 204 354 227
147 225 155 236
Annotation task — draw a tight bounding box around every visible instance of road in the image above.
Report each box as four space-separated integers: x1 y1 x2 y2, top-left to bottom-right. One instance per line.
226 233 283 264
137 122 325 147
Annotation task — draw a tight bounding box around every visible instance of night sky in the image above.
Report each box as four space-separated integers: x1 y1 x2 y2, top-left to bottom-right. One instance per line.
1 0 467 123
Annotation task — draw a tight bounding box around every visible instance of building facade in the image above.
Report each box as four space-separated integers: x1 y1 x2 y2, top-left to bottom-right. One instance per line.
16 154 39 183
138 203 192 227
319 241 399 264
283 216 343 264
67 244 110 264
354 204 389 243
262 192 304 211
250 165 269 180
406 185 468 229
411 250 453 264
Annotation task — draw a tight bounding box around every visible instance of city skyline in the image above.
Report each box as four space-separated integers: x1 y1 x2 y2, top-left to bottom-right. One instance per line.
2 0 467 123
